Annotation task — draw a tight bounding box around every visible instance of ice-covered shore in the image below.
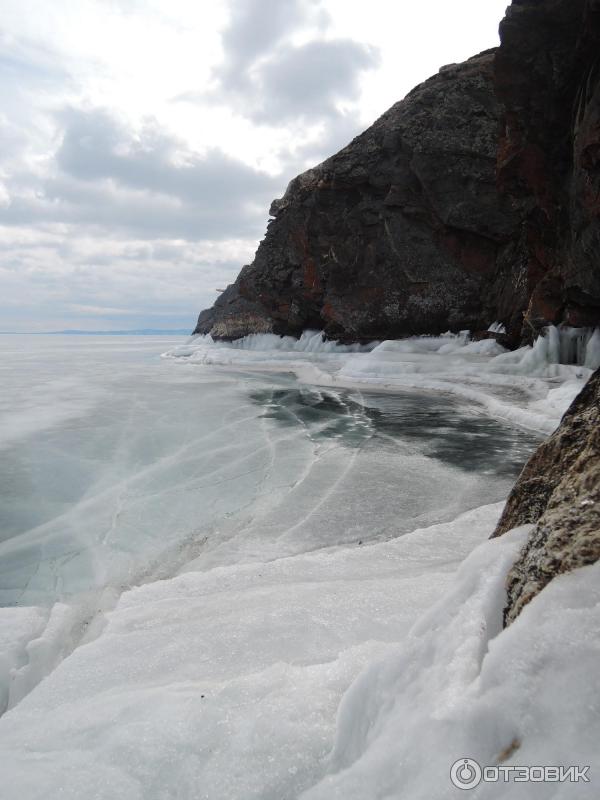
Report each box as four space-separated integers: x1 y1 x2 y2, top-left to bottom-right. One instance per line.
1 332 598 799
164 326 600 435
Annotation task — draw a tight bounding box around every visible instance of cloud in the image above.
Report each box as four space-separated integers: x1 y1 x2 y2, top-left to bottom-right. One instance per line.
0 0 382 330
0 30 71 88
57 108 275 204
1 107 282 241
218 0 324 89
180 0 379 128
0 100 274 329
0 229 252 331
252 39 379 123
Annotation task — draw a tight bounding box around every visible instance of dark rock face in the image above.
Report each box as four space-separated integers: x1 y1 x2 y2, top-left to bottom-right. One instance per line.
195 51 517 341
493 0 600 339
195 1 600 344
493 368 600 624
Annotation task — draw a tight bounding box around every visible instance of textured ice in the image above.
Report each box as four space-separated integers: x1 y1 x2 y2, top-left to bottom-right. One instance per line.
0 336 537 710
166 326 597 435
1 334 595 799
584 327 600 370
187 329 375 353
0 504 504 800
170 330 374 362
2 506 598 799
303 535 600 800
0 606 46 714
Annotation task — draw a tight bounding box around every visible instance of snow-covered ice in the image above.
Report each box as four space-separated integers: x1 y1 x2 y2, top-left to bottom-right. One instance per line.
0 503 503 799
0 335 538 703
303 535 600 800
2 503 599 798
0 331 597 799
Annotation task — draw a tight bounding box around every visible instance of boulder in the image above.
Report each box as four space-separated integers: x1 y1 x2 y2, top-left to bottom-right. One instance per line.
493 368 600 624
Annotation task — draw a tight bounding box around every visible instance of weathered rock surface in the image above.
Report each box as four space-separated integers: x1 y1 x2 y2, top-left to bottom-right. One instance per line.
493 0 600 339
195 50 517 341
493 368 600 624
195 0 600 344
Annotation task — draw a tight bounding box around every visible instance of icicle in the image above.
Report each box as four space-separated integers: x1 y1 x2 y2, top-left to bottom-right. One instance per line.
540 325 600 367
584 328 600 370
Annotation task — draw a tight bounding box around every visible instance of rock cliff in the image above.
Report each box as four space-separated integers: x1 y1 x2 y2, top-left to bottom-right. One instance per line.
195 50 516 341
493 367 600 624
195 0 600 343
493 0 600 339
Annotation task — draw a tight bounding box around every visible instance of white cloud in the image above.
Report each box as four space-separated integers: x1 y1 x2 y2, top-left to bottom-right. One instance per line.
0 0 508 331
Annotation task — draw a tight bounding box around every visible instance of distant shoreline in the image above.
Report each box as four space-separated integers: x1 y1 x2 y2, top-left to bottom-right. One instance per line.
0 329 192 336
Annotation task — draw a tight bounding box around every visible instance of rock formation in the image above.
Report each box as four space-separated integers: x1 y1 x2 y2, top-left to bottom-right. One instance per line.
195 0 600 344
493 367 600 624
195 50 516 341
493 0 600 339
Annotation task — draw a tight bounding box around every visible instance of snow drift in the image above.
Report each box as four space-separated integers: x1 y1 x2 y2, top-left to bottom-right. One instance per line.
1 506 598 799
303 533 600 799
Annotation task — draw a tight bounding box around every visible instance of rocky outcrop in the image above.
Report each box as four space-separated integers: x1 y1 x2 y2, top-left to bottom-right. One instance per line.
195 0 600 345
195 50 517 341
492 368 600 624
492 0 600 340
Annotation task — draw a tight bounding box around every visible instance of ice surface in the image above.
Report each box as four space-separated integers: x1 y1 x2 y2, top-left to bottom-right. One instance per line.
3 504 598 799
0 504 503 800
165 327 596 435
0 606 46 714
1 338 531 602
302 536 600 800
0 337 536 704
1 334 595 799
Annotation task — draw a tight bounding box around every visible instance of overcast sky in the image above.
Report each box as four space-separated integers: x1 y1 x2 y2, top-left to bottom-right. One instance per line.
0 0 509 332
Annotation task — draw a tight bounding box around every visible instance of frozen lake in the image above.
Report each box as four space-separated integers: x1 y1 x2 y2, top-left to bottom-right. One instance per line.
4 334 596 800
0 335 539 609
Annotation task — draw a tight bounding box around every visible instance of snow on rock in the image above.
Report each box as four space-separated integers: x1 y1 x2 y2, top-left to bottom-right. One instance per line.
0 504 502 800
302 532 600 800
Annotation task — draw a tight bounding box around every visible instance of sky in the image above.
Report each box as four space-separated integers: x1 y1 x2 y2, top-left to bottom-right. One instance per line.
0 0 509 332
